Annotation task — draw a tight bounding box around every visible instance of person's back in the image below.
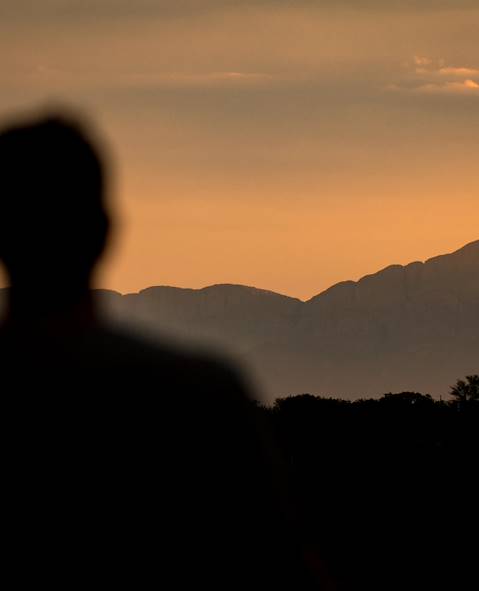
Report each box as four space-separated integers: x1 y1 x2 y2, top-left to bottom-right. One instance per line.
0 112 315 589
2 326 298 588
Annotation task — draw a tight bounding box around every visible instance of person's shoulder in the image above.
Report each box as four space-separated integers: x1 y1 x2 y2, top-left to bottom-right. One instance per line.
94 322 252 397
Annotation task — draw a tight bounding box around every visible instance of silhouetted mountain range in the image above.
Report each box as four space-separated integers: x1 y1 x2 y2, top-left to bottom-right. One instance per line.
2 241 477 400
93 240 479 400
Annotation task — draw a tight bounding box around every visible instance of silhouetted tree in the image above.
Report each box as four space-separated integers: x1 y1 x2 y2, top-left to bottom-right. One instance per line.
381 391 434 406
450 374 479 404
261 382 478 591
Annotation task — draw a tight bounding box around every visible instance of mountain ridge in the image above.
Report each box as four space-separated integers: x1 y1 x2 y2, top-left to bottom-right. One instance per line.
96 239 479 304
93 239 478 400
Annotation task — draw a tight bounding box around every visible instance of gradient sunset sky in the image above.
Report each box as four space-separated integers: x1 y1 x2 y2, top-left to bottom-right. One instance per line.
1 1 478 300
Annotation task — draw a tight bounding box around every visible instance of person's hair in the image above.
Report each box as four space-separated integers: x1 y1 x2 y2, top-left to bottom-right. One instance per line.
0 112 110 286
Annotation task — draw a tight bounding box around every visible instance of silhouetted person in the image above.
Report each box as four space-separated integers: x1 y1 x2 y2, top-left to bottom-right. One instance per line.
0 113 317 589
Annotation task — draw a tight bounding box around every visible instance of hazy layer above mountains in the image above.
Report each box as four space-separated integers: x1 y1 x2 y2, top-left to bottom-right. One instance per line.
94 240 479 401
0 241 477 401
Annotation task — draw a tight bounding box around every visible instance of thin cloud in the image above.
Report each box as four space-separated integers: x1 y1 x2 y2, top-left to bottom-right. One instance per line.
414 56 433 67
415 79 479 94
119 71 277 90
438 66 479 77
19 66 275 92
389 56 479 96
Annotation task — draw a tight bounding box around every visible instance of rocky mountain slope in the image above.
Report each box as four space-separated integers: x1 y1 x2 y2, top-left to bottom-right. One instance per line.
97 240 479 400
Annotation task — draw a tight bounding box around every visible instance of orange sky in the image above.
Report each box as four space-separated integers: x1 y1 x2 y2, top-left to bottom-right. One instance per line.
1 1 478 299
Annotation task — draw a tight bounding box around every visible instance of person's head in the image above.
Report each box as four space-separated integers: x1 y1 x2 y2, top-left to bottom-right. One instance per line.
0 111 110 290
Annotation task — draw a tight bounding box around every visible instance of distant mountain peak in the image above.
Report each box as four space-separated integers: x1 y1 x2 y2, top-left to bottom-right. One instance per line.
452 238 479 252
425 239 479 265
117 283 301 303
307 239 479 304
200 283 301 301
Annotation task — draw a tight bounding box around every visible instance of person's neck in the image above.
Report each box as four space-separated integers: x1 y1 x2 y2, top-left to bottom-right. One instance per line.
3 282 98 331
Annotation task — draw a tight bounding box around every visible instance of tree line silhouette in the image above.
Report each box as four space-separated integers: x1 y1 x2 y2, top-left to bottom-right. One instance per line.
255 375 478 591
